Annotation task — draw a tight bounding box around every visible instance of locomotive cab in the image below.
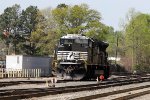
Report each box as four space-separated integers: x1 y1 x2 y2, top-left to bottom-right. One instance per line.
54 34 89 80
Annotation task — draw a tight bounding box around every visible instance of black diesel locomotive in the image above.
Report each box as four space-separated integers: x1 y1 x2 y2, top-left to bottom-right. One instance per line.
53 34 110 80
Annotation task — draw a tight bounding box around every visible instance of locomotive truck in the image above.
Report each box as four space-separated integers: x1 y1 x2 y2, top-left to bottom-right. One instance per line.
53 34 110 80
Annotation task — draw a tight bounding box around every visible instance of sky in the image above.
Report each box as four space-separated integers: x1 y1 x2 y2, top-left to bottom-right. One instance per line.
0 0 150 31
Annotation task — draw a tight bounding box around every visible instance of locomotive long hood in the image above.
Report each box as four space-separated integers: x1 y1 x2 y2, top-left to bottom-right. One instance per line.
92 39 109 49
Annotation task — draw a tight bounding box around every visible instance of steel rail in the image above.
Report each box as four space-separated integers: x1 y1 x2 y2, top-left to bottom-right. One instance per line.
0 77 150 100
72 85 150 100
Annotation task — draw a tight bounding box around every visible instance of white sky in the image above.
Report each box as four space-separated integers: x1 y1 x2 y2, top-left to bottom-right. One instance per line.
0 0 150 30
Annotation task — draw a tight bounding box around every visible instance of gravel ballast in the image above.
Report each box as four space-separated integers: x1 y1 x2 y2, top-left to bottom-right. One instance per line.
1 77 150 100
29 82 150 100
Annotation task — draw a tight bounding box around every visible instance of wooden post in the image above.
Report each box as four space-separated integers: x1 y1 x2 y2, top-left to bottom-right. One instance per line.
7 69 9 78
37 69 41 78
0 68 1 78
18 69 20 77
9 69 11 78
10 69 13 78
35 69 37 78
33 69 35 77
17 69 18 77
37 69 39 77
13 69 15 78
22 69 23 77
26 69 29 78
18 69 21 77
2 68 4 78
40 69 41 77
4 68 6 78
25 69 27 78
31 69 34 77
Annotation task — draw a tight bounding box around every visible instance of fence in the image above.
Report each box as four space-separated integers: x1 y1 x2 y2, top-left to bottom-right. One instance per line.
0 68 42 78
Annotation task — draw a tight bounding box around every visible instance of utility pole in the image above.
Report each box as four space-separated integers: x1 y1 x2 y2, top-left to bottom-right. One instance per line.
115 33 119 66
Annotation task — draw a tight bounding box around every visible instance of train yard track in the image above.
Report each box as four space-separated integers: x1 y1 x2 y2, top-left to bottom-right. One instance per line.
0 76 150 100
73 83 150 100
0 80 45 87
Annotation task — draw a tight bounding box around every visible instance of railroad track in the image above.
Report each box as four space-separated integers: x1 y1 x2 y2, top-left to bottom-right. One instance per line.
73 84 150 100
0 74 145 87
0 78 82 87
0 80 45 87
0 77 150 100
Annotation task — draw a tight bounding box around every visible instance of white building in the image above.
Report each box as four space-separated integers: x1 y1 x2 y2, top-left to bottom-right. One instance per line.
6 55 52 77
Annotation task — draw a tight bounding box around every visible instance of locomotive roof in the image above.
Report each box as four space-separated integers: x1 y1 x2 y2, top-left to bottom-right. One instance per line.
60 34 109 47
61 34 89 39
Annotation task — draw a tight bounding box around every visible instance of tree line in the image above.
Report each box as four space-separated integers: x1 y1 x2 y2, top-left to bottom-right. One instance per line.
0 4 113 55
0 4 150 72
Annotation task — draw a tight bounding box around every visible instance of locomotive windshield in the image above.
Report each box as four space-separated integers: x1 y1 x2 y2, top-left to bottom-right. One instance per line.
60 39 88 45
58 38 88 52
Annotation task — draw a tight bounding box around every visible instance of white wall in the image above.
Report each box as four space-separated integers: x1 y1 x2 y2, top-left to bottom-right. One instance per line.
6 55 52 76
6 55 23 69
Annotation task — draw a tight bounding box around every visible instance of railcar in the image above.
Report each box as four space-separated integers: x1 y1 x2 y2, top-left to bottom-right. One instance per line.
53 34 110 80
